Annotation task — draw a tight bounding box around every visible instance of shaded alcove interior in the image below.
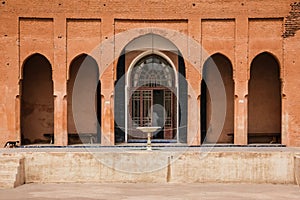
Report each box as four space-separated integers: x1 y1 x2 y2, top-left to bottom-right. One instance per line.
21 54 54 145
248 52 281 144
201 53 234 144
67 54 101 145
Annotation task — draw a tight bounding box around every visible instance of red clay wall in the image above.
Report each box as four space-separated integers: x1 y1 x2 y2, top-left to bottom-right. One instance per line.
0 0 300 146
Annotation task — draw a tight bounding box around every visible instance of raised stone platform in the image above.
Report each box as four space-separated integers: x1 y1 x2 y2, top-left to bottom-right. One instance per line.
0 147 300 185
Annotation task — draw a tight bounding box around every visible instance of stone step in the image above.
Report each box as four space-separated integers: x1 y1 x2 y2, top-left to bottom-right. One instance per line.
0 157 21 166
0 155 24 189
0 173 16 181
295 155 300 186
0 157 21 162
0 164 20 171
0 180 16 189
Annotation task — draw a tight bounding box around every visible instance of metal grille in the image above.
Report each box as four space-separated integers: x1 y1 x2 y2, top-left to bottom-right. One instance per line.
131 91 140 127
131 55 175 88
142 91 152 126
164 90 172 127
130 90 152 128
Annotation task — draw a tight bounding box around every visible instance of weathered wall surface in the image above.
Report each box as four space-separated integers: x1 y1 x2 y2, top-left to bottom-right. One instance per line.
9 150 295 184
0 0 300 146
283 3 300 146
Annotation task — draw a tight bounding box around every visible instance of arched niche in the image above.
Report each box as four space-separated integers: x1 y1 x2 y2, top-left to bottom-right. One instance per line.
201 53 234 144
67 54 101 145
248 52 281 144
21 53 54 145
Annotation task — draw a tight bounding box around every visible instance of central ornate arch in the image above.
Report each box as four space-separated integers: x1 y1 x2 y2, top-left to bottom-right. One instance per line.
114 33 187 144
126 53 178 142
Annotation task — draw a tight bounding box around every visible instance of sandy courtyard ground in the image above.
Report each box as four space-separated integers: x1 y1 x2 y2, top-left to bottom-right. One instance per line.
0 183 299 200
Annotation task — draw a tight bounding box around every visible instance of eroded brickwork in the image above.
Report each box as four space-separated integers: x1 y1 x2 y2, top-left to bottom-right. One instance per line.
284 2 300 38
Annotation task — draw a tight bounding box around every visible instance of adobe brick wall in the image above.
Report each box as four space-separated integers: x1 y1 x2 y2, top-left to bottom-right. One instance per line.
284 2 300 38
0 0 300 146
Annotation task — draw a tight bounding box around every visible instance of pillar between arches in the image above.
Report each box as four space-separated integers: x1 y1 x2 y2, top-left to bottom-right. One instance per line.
54 94 68 146
101 94 114 146
233 16 248 145
234 81 248 145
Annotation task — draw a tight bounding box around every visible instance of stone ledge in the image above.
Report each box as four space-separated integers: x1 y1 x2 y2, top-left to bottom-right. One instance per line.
9 151 298 184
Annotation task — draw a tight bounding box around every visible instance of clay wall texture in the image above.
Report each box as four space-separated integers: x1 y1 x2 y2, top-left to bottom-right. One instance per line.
1 0 300 146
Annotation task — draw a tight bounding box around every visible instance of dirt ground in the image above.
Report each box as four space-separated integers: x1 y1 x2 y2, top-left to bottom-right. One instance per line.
0 183 299 200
